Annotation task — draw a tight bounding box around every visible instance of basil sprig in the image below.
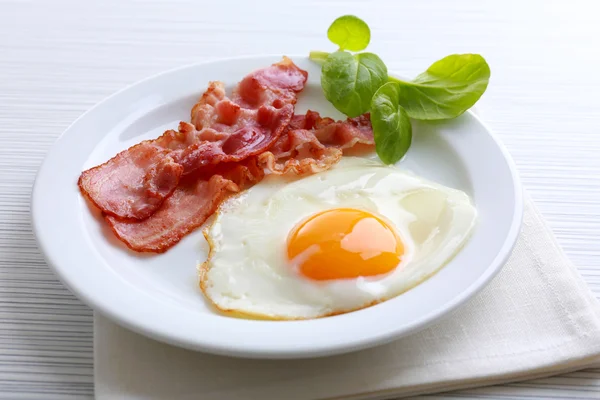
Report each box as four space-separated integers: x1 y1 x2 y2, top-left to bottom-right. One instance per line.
309 15 490 164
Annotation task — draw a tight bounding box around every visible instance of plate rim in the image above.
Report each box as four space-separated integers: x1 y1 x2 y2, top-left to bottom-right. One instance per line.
31 54 523 359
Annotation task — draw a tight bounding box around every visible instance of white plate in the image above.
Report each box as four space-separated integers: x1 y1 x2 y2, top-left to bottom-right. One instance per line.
32 55 522 359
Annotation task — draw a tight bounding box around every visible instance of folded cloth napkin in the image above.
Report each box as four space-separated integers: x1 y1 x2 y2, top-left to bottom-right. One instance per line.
94 199 600 399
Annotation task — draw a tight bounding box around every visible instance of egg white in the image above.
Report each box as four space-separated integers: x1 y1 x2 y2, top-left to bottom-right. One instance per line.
199 157 477 320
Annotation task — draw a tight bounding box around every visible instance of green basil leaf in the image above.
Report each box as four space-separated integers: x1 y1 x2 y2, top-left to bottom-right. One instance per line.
321 51 387 118
392 54 490 120
327 15 370 51
371 82 412 164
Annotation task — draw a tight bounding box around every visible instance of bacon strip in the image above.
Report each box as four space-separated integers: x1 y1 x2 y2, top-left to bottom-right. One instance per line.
78 142 183 220
180 99 293 176
258 130 342 176
291 110 374 149
231 56 308 109
258 110 375 176
106 158 264 253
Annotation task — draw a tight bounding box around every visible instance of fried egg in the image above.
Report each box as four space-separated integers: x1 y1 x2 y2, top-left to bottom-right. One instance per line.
199 157 477 320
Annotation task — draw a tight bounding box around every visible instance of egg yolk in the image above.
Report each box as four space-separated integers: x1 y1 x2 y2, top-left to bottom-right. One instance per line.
286 208 404 281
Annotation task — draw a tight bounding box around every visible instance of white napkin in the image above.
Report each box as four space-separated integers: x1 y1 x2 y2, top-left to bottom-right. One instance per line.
94 199 600 399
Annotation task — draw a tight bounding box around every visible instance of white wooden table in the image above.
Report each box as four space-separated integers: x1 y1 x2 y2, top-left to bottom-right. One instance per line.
1 0 599 398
